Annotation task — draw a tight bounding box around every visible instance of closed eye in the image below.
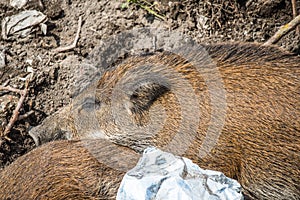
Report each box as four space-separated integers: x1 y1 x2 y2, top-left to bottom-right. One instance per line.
79 97 101 113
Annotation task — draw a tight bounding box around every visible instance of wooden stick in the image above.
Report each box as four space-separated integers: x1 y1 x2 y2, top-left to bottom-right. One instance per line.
0 85 23 94
264 15 300 46
0 82 29 138
291 0 299 34
18 110 34 121
52 16 83 53
1 80 10 87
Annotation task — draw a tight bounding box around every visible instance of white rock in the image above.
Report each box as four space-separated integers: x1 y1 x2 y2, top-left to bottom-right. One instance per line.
10 0 29 9
1 10 47 40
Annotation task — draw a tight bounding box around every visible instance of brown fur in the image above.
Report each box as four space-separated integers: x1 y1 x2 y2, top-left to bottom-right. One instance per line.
0 139 139 200
24 42 300 199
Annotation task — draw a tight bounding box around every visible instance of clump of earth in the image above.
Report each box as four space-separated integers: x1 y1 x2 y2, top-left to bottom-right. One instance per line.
0 0 299 169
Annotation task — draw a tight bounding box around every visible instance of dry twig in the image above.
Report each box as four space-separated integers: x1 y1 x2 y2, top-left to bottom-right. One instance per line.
0 81 29 140
291 0 299 34
52 16 83 53
1 80 10 87
0 85 23 94
18 110 34 121
264 15 300 46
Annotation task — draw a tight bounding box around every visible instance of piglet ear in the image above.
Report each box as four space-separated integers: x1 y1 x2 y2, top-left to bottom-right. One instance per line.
129 81 169 115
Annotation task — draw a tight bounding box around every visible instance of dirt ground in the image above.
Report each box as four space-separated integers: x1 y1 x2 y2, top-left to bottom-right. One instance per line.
0 0 299 171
